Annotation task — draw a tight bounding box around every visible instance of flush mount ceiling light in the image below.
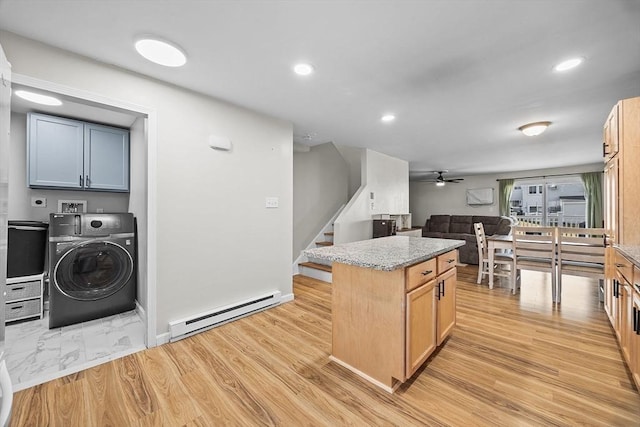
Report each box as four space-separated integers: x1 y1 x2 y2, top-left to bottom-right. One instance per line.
14 90 62 106
293 63 314 76
135 38 187 67
381 114 396 123
518 121 551 136
554 57 584 72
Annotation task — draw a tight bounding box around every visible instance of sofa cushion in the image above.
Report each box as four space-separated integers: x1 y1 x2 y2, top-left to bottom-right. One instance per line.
473 215 511 235
450 215 473 234
427 215 451 233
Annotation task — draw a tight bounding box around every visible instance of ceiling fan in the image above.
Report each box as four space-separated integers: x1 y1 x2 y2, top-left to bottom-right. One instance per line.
416 171 464 186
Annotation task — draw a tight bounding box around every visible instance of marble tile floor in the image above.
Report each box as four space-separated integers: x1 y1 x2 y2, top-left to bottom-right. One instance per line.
4 309 146 392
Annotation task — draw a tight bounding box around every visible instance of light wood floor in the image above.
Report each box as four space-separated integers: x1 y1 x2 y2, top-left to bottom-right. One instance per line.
11 266 640 426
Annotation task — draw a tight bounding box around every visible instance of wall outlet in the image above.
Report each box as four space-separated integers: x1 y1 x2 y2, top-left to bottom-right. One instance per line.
31 197 47 207
265 197 279 208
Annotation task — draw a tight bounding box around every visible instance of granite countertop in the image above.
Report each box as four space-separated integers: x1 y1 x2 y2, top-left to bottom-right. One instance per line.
614 244 640 269
304 236 465 271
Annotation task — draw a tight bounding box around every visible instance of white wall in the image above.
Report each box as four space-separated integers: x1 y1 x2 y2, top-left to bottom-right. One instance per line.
334 149 408 244
128 117 148 314
367 149 409 216
8 113 130 221
410 163 603 227
0 32 293 336
334 144 362 199
293 142 348 260
0 43 11 345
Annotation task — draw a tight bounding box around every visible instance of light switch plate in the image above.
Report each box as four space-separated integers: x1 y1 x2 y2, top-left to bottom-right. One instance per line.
31 197 47 207
265 197 279 208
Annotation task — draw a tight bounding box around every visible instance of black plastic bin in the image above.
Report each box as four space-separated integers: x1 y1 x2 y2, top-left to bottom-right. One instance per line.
7 220 48 278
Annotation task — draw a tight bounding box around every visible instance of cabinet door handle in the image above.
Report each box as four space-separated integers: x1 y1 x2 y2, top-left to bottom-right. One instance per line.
86 175 90 188
10 287 24 291
440 280 445 298
637 308 640 336
10 306 23 310
447 259 456 264
421 270 433 276
634 307 638 333
79 175 84 187
436 281 441 300
615 263 625 268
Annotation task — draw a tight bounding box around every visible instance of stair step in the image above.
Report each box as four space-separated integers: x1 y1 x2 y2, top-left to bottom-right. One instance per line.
299 262 332 273
324 232 334 236
315 241 333 247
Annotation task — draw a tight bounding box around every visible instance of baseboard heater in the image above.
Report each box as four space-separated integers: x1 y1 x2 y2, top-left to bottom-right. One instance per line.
168 290 282 342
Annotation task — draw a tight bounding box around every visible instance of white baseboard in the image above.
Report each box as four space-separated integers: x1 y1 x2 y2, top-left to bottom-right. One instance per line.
135 300 146 322
155 332 171 346
280 292 295 303
155 294 293 346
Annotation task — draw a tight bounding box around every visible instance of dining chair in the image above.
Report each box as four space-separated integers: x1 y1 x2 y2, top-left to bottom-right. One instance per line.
474 222 514 286
512 226 557 300
556 227 605 303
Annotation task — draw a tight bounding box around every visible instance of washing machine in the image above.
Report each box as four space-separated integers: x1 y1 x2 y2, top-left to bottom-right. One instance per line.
48 213 136 329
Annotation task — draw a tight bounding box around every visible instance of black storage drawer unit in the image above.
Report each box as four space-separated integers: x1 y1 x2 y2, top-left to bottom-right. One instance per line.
7 220 48 278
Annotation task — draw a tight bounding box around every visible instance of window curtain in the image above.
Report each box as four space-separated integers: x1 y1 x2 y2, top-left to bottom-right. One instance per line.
581 172 603 228
498 179 514 217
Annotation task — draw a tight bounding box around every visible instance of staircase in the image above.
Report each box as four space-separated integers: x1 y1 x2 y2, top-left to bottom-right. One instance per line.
297 230 334 283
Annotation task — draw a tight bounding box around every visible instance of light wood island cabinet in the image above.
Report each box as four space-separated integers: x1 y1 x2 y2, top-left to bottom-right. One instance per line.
305 236 464 392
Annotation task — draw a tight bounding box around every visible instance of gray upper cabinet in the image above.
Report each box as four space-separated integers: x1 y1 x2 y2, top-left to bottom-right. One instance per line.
84 123 130 192
28 113 130 192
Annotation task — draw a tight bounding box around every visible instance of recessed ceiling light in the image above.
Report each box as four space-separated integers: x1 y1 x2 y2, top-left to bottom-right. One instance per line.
135 38 187 67
554 57 584 72
14 90 62 106
293 63 314 76
518 121 551 136
381 114 396 123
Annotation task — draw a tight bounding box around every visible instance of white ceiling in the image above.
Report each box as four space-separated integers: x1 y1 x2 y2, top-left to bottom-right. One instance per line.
1 0 639 178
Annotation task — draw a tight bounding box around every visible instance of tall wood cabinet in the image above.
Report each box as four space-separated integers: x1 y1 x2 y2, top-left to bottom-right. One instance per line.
603 97 640 323
603 96 640 392
603 97 640 247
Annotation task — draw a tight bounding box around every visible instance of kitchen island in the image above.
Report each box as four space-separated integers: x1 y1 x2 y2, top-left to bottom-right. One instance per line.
304 236 465 392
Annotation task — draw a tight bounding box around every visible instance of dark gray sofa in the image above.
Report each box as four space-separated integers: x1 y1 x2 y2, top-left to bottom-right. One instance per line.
422 215 512 265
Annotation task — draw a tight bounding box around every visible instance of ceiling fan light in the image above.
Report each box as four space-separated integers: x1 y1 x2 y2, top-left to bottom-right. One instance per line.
518 121 551 136
436 181 445 187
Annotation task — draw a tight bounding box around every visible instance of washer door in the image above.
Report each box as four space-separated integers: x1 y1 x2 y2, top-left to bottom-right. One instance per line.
54 240 133 301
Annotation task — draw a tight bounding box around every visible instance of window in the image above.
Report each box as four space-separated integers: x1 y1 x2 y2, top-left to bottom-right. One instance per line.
509 176 586 226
